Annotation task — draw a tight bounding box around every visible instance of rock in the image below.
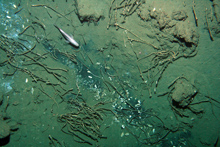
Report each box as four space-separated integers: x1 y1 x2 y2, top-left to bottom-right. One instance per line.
171 79 197 108
0 120 10 139
173 21 199 46
172 10 188 21
154 11 171 29
7 120 19 131
138 4 151 21
75 0 105 23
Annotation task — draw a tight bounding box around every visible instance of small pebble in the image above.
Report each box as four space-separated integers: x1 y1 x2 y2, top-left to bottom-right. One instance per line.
125 133 129 136
121 132 124 137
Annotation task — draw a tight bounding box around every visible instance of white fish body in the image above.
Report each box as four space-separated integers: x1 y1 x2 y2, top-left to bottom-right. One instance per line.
54 25 79 47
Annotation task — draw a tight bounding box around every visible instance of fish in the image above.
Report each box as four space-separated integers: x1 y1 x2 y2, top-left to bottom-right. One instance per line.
54 25 79 47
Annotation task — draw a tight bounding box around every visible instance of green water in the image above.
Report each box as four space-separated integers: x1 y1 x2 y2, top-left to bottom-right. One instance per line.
0 0 219 146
